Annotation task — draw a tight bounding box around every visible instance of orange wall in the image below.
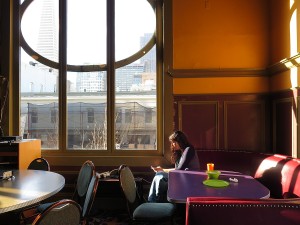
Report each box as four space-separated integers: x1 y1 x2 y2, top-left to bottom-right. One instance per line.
173 0 270 69
269 0 299 64
172 0 300 94
173 77 270 94
270 69 300 92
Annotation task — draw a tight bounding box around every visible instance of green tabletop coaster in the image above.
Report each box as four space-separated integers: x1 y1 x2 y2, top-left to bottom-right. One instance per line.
203 179 229 188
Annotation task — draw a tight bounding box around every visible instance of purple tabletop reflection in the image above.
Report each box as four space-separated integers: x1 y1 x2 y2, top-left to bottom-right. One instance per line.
167 170 270 203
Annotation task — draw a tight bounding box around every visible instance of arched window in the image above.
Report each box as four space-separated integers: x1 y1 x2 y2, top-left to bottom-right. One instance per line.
20 0 162 153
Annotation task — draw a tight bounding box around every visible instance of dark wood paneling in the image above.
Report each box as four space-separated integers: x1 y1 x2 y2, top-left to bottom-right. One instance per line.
178 101 218 149
174 94 270 152
273 98 294 156
225 101 265 150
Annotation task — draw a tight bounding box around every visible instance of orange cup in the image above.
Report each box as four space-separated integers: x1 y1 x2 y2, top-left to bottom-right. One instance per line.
207 163 214 171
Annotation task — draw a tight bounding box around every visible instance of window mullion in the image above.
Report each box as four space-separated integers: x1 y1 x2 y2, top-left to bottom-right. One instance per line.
156 0 164 153
107 0 116 152
59 0 67 151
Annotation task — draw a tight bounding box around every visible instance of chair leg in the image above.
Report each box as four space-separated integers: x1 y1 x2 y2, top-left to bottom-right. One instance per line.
20 208 40 225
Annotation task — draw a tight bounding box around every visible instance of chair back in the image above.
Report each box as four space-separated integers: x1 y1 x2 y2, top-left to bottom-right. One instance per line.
118 164 140 217
73 160 95 207
118 165 175 223
28 158 50 171
31 199 81 225
82 173 99 220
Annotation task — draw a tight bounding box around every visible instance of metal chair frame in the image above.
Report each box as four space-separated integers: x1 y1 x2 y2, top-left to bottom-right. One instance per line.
118 164 175 224
31 199 81 225
28 157 50 171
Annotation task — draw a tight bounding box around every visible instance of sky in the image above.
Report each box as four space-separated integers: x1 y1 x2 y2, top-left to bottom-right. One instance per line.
21 0 156 65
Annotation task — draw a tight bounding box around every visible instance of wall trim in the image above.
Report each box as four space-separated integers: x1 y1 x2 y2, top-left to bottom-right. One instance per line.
268 53 300 76
167 53 300 78
168 68 267 78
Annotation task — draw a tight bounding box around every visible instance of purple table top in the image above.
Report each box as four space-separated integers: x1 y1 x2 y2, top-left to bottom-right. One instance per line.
167 170 270 203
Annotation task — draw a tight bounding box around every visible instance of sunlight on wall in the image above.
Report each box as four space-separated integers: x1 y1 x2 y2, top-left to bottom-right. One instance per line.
290 10 298 57
289 0 298 157
290 67 298 87
290 0 295 9
289 0 298 87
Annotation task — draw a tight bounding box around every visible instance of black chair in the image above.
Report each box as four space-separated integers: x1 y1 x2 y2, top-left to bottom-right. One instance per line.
28 157 50 171
20 158 51 223
118 165 176 224
72 160 96 208
81 173 100 225
31 199 81 225
37 160 96 212
21 160 95 224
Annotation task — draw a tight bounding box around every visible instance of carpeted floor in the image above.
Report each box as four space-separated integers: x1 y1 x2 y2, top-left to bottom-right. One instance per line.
87 210 131 225
87 210 185 225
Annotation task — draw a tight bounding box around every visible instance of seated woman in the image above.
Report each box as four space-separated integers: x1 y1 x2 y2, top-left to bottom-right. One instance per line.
148 130 200 202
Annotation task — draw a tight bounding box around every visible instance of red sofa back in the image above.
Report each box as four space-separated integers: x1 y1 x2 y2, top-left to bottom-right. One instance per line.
281 159 300 198
254 154 292 198
196 150 272 176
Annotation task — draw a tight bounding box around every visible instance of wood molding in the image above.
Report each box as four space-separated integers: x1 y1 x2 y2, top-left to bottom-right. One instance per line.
167 53 300 78
168 68 267 78
268 53 300 76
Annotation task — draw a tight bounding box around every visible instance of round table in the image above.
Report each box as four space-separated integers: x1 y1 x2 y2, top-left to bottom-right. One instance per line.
0 170 65 214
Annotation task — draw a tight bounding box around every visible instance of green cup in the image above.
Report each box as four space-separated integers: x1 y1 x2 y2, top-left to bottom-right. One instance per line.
206 170 221 179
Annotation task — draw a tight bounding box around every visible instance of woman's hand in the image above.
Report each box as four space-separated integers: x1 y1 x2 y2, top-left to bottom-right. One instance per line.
151 166 164 172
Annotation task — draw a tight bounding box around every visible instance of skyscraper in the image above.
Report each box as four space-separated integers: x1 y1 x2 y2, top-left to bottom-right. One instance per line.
36 0 58 64
140 33 156 73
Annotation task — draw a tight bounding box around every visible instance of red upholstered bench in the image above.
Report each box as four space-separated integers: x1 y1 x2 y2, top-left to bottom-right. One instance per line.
254 154 292 198
186 197 300 225
187 151 300 225
281 158 300 198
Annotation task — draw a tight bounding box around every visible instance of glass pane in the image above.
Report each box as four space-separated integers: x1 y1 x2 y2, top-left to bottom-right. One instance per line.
115 0 155 61
67 71 107 150
21 0 59 63
115 0 157 150
115 57 157 150
21 50 59 149
67 0 106 65
20 0 59 149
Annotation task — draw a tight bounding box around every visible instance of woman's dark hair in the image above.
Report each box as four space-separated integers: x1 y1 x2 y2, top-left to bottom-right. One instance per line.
169 130 191 149
169 130 192 164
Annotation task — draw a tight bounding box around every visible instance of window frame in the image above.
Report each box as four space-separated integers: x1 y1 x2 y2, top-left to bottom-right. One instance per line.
87 108 94 124
17 0 164 158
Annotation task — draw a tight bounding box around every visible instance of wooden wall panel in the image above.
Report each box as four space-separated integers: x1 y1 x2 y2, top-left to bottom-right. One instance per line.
225 101 265 151
174 94 270 152
178 101 218 149
273 98 294 156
